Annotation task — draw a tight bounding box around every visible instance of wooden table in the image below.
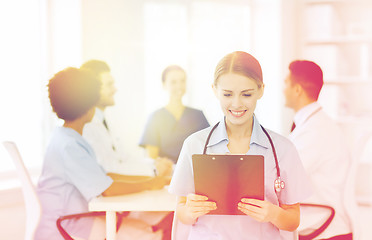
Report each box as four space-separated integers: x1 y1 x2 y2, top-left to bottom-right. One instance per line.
89 188 177 240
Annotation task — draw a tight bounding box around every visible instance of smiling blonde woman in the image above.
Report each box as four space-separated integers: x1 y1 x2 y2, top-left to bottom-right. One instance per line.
169 51 312 240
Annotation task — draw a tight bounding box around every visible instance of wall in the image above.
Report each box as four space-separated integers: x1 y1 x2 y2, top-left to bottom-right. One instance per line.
81 0 147 158
80 0 285 157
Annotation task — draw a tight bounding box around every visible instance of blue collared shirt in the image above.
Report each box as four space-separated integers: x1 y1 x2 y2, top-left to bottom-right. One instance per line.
139 107 210 163
36 127 113 240
169 115 311 240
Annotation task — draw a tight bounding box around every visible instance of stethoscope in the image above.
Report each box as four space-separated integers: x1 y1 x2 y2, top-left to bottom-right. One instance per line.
203 121 285 195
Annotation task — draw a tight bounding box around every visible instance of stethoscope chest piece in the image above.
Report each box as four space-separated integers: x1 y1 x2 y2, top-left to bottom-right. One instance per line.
274 176 285 193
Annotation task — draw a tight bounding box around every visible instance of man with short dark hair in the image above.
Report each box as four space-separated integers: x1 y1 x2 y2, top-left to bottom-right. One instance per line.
283 60 353 239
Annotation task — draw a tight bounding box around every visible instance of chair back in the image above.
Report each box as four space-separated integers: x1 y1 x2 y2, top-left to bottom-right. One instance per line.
350 131 372 239
354 131 372 205
343 145 360 240
3 141 42 240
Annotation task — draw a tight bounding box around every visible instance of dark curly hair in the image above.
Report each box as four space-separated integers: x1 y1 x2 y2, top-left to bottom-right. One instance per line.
48 67 101 121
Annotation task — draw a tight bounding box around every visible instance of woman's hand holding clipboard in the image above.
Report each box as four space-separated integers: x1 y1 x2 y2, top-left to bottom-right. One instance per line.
238 198 282 222
183 193 217 221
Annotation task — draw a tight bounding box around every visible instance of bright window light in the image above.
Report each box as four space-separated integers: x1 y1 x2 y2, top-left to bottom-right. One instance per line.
188 1 251 123
50 0 82 73
144 3 189 115
143 1 251 123
0 0 82 181
0 0 44 173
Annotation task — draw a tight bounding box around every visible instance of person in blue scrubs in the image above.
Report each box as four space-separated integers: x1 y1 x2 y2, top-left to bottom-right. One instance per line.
139 65 209 165
139 65 209 239
35 67 168 240
169 51 312 239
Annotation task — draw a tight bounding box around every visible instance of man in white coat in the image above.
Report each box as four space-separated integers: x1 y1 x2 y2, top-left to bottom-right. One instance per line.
81 60 173 240
283 60 353 240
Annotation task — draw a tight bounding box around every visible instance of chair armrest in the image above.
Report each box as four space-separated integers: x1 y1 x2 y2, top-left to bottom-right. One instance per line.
56 211 130 240
56 212 106 240
299 203 335 240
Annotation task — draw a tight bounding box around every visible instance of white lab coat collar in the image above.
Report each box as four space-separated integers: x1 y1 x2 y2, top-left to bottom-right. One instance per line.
92 107 105 123
294 102 321 127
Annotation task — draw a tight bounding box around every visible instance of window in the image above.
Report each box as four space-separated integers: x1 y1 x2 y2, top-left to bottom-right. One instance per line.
0 0 82 188
0 0 45 176
144 3 189 114
144 1 252 123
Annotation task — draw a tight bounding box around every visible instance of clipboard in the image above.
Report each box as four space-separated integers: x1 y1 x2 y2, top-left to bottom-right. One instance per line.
192 154 264 215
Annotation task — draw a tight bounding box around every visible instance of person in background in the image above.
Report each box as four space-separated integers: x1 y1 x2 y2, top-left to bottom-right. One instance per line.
81 60 171 176
139 65 210 166
35 67 168 240
139 65 209 239
169 51 311 239
81 60 173 240
80 60 121 173
283 60 352 239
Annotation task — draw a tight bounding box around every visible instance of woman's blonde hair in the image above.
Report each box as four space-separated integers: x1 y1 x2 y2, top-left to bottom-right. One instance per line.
214 51 263 88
